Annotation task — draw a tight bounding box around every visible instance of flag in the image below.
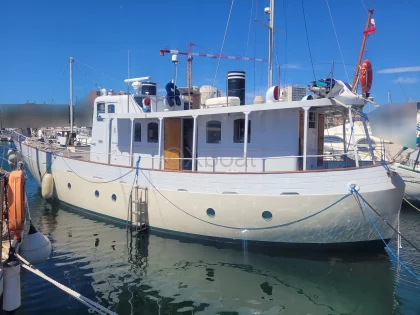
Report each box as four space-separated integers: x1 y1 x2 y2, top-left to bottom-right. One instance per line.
364 18 376 36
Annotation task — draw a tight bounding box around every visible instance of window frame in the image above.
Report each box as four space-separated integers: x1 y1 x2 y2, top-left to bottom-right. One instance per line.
206 120 222 144
134 122 142 142
96 102 105 119
233 119 251 144
107 104 115 113
147 122 159 143
309 111 317 129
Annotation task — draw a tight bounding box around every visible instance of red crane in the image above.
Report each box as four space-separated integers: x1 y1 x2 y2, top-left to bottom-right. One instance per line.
159 42 267 93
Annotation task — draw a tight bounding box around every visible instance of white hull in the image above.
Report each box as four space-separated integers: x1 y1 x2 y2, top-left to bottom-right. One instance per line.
17 140 405 247
393 165 420 201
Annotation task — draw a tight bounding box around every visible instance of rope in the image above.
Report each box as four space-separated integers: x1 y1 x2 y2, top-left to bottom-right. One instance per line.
360 0 368 13
139 165 352 230
212 0 235 88
392 69 409 102
356 110 369 121
325 0 350 83
60 156 135 184
74 59 123 87
3 177 13 249
355 192 420 252
74 62 100 90
301 0 316 81
16 254 117 315
40 154 57 181
244 0 255 69
253 0 259 97
283 0 288 87
353 190 420 280
51 62 69 103
403 197 420 212
126 157 141 229
274 38 280 87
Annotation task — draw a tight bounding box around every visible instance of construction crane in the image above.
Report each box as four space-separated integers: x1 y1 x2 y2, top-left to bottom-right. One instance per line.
159 42 267 96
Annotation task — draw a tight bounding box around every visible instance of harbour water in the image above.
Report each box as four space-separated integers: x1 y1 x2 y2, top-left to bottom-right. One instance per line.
2 145 419 315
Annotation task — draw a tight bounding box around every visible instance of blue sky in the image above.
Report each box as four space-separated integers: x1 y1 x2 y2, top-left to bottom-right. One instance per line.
0 0 419 105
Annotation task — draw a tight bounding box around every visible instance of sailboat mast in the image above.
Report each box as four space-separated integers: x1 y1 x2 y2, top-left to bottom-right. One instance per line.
267 0 274 88
351 9 374 92
69 57 74 137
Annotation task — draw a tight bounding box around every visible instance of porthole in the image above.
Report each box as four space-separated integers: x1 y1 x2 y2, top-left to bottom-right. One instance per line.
95 190 99 198
111 194 117 202
206 208 215 218
67 183 71 189
262 211 273 221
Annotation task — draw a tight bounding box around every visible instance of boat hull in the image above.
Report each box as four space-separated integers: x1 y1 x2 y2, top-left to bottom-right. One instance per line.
393 165 420 201
17 140 405 248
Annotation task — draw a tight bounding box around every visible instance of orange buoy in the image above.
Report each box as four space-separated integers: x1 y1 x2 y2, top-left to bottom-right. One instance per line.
7 170 25 232
360 60 373 93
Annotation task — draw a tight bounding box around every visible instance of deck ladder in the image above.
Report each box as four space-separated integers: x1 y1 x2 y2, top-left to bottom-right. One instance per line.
130 186 148 232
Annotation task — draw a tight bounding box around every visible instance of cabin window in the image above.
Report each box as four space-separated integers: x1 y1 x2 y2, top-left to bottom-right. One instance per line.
356 138 376 152
148 122 159 143
134 122 141 142
206 121 221 143
233 119 251 143
108 104 115 113
97 103 105 118
309 112 316 128
324 135 344 143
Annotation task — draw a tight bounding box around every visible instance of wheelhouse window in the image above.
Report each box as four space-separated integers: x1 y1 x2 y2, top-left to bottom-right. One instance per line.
97 103 105 118
309 112 316 128
108 104 115 113
147 122 159 143
134 96 143 107
134 122 141 142
206 121 221 143
233 119 251 143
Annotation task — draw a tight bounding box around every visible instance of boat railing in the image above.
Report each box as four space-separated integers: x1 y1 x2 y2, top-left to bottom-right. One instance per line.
56 148 369 172
13 132 373 172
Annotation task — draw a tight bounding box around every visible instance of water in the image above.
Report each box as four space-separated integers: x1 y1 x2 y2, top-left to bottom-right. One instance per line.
2 144 420 314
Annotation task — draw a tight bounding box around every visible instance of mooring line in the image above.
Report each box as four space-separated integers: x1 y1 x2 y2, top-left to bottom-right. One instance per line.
16 254 117 315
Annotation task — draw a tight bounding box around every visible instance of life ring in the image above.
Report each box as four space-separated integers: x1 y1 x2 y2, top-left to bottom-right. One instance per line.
165 82 181 106
7 170 26 232
360 60 373 94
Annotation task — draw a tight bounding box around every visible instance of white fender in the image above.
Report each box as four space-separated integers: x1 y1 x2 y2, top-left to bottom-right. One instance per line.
3 260 21 311
41 174 54 199
7 149 21 164
19 224 52 265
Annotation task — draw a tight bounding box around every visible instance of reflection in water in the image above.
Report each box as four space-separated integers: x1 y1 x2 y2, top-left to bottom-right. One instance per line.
17 190 419 315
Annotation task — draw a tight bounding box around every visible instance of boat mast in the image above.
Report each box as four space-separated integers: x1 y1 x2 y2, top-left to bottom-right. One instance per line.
69 57 74 139
267 0 274 88
351 9 374 92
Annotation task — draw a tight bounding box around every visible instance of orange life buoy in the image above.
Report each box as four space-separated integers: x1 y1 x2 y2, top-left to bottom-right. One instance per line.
360 60 373 93
7 170 25 232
